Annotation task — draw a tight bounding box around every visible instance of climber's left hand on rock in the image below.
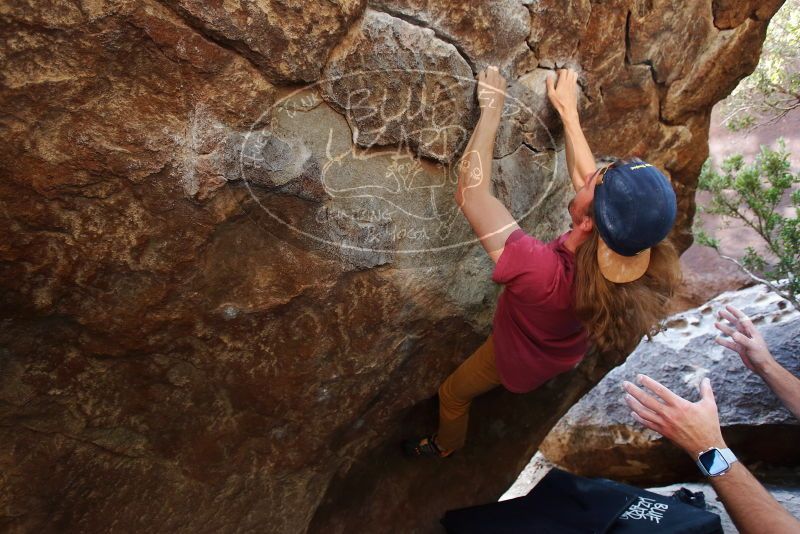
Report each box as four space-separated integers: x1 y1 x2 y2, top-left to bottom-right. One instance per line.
546 68 579 120
476 66 506 120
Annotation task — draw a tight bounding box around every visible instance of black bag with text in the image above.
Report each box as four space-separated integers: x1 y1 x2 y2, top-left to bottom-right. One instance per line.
441 468 723 534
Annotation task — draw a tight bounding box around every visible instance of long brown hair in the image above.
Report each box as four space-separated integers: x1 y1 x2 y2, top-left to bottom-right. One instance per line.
574 224 681 355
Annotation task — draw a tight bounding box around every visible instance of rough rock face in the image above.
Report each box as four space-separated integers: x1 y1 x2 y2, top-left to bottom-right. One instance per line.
163 0 367 83
0 0 785 532
321 9 476 162
541 285 800 486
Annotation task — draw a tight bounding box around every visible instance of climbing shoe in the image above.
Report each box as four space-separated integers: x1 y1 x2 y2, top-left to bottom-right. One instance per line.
402 434 453 458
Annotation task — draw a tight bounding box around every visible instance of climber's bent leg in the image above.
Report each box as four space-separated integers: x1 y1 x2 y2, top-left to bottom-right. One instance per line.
436 335 501 452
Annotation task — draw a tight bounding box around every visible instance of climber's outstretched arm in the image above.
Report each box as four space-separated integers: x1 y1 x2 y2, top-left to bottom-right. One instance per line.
547 69 596 193
455 67 519 263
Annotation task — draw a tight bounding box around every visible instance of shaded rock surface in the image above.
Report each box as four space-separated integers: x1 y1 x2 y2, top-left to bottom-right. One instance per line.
0 0 786 532
541 285 800 486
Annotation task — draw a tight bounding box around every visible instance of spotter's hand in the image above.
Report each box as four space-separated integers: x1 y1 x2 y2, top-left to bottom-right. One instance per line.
714 304 775 374
622 374 726 456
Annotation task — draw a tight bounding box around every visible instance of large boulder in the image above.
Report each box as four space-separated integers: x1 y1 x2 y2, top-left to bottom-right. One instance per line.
541 284 800 486
0 0 786 531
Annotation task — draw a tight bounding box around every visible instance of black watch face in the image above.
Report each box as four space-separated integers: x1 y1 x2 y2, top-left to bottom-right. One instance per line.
699 449 730 475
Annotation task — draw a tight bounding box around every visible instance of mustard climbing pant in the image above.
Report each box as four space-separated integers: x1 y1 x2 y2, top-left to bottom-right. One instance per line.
437 335 501 452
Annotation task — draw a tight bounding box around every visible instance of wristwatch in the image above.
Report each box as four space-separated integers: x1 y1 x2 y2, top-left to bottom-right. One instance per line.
696 446 738 477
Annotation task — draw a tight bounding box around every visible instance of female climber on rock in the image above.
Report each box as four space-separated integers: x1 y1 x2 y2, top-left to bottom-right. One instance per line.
403 66 682 458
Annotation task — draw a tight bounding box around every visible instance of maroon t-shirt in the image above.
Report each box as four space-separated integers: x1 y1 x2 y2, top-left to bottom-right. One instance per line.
491 228 588 393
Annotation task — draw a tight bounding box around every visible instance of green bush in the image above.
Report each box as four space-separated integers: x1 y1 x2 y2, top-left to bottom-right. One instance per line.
695 141 800 310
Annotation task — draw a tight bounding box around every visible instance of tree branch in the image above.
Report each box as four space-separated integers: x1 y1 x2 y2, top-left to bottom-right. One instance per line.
718 252 800 311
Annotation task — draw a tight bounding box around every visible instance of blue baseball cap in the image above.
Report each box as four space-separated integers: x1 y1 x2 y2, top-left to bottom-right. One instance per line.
593 160 677 283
